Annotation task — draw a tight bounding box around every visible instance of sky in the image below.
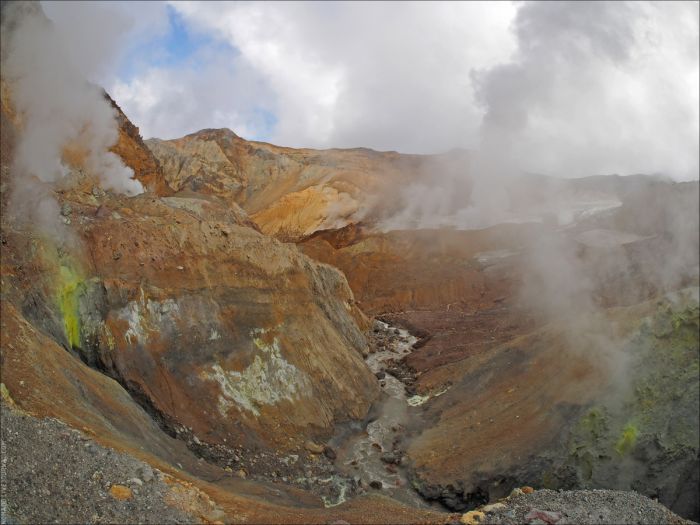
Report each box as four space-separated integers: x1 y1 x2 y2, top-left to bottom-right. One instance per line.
41 1 699 180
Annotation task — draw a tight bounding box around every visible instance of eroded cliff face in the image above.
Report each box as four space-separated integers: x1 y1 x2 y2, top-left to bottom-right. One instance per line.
2 180 377 452
105 93 173 197
146 129 471 241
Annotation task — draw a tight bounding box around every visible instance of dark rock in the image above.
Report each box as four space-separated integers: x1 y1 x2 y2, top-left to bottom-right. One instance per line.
369 480 382 490
95 205 110 218
375 371 386 380
322 446 337 461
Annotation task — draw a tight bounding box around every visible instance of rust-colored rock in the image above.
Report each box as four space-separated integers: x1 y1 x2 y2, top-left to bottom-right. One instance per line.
105 93 172 196
460 510 485 524
109 484 133 501
146 129 469 241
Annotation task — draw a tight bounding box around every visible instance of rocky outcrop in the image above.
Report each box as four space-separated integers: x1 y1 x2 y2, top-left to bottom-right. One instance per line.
300 223 532 314
2 184 378 452
146 129 466 241
105 93 173 196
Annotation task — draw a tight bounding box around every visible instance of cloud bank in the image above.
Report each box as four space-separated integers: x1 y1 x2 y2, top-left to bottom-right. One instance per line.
41 1 699 181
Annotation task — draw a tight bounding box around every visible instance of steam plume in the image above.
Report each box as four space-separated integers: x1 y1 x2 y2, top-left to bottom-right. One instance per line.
1 2 142 235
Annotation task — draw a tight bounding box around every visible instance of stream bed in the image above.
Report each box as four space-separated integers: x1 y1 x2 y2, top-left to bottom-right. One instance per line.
322 320 433 509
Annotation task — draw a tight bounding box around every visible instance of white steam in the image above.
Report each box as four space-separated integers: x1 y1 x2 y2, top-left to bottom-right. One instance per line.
1 2 142 233
379 1 698 232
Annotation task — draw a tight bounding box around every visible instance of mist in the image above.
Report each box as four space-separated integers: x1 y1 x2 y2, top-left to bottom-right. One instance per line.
0 2 142 237
380 1 698 229
375 1 699 404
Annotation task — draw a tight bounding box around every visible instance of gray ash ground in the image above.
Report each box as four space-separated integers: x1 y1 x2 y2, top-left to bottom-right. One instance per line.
0 404 198 524
467 488 696 525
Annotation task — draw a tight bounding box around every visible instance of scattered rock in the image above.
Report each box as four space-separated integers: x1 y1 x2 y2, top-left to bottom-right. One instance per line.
137 465 154 483
60 203 72 217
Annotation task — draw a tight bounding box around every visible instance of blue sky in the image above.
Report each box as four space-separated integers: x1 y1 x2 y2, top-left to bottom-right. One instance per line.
118 5 238 79
117 5 199 81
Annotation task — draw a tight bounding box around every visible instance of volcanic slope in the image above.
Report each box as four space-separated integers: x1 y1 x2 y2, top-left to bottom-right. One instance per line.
0 27 449 525
150 120 698 521
2 4 698 522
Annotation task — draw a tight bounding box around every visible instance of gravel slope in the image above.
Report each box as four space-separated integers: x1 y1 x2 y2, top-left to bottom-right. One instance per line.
473 488 696 525
1 404 200 524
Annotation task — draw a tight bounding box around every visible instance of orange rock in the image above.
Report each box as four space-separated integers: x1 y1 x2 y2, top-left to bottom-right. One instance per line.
460 510 485 524
109 484 133 500
521 486 535 494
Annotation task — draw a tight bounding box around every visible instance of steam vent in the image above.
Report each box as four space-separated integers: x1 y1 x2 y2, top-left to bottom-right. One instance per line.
1 2 698 524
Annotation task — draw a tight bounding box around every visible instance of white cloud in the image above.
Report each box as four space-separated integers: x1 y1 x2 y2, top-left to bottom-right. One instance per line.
110 58 272 140
44 1 699 180
169 1 518 152
473 1 699 180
